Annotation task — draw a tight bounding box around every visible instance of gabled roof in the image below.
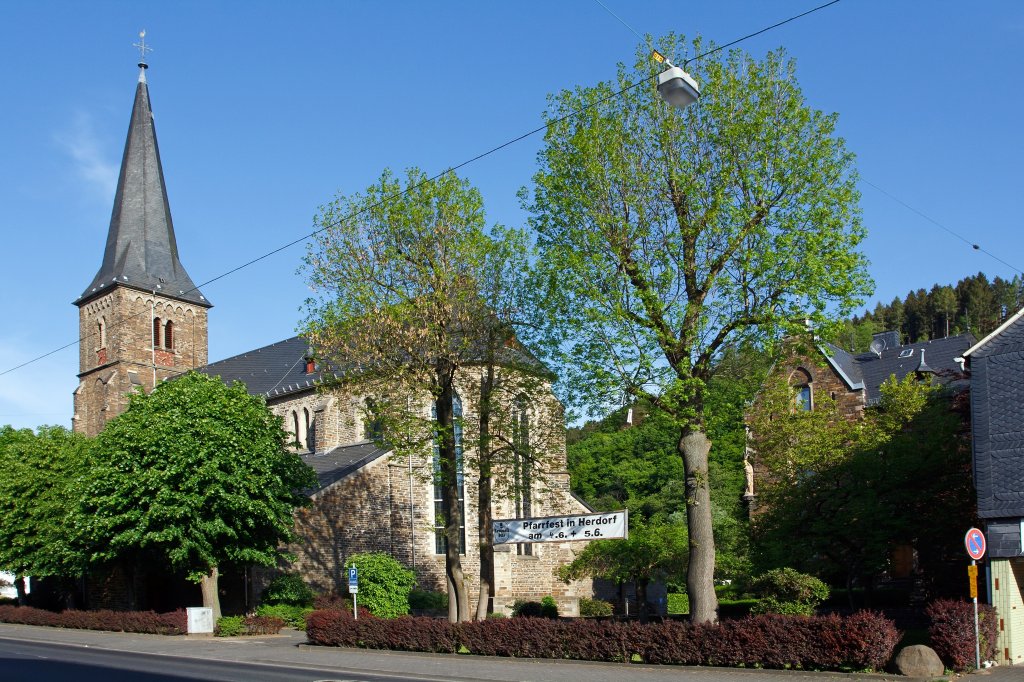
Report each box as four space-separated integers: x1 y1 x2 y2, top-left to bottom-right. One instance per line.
964 306 1024 359
198 336 319 399
819 341 864 390
302 442 390 493
850 334 974 404
76 68 209 308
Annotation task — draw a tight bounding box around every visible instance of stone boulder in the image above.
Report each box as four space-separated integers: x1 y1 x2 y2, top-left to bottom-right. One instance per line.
894 644 945 678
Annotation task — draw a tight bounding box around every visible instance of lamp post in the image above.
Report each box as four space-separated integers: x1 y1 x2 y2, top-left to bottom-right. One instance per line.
657 62 700 110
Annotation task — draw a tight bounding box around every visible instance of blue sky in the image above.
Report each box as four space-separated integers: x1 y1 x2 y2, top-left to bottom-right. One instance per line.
1 1 1022 430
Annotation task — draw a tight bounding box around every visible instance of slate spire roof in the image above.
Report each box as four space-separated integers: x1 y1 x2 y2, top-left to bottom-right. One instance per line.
76 65 209 308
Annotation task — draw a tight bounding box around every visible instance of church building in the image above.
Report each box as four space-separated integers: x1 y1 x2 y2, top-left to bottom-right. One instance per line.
73 60 593 615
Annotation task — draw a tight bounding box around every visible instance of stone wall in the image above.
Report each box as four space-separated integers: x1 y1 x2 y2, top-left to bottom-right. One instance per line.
74 288 209 436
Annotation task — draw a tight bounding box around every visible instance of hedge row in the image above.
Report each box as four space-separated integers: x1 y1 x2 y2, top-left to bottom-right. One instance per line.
0 605 186 635
926 599 999 671
306 608 900 671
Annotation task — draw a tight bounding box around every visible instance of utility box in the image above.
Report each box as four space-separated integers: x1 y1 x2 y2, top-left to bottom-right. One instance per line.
186 607 214 634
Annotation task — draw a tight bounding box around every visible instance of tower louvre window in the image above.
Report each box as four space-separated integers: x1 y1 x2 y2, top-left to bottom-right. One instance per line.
153 317 161 348
97 317 106 348
164 320 174 350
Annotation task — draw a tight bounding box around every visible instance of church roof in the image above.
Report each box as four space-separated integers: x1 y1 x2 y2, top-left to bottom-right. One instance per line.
198 336 318 399
76 67 209 308
301 442 390 492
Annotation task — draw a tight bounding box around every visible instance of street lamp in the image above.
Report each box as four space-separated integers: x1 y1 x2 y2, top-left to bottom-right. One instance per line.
657 63 700 110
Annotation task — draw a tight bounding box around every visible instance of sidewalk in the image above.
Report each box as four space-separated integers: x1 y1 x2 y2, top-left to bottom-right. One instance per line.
0 622 1020 682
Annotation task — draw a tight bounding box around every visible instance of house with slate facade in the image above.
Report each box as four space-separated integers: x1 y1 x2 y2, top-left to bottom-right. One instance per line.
964 308 1024 665
71 62 593 615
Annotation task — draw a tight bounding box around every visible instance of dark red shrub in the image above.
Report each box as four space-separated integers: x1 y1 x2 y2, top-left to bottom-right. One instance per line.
0 605 186 635
304 607 898 672
244 615 285 635
927 599 998 671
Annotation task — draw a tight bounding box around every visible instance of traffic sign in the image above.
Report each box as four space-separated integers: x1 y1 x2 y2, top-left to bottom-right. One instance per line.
965 528 986 561
348 565 358 594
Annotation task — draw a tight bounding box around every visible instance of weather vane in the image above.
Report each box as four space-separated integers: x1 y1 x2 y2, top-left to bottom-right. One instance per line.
133 29 152 67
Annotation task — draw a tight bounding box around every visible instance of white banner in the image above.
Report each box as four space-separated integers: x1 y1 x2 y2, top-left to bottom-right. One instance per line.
492 510 628 545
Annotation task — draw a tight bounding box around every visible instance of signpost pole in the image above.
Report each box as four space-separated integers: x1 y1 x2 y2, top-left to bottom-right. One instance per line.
354 593 358 621
973 559 980 670
965 528 986 670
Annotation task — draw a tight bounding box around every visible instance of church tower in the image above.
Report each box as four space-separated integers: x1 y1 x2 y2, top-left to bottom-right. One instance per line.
73 54 211 436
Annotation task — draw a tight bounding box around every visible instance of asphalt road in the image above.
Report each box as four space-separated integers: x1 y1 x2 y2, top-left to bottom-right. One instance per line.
4 623 1024 682
0 636 442 682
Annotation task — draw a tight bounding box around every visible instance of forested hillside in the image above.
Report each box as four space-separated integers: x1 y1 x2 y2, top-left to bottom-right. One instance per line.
829 272 1022 352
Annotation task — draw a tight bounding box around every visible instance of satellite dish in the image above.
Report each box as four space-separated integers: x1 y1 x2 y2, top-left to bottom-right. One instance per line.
869 339 884 358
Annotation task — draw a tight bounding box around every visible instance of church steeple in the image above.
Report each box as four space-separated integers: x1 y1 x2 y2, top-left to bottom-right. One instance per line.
73 44 210 437
76 53 209 308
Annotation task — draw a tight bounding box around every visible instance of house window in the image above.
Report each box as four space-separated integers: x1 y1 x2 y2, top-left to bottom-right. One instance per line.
513 395 533 556
153 317 161 348
790 368 813 411
796 385 812 411
433 392 466 555
164 320 174 350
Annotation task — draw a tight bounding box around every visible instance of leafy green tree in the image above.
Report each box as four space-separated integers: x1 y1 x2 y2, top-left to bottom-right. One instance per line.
0 425 90 603
304 168 545 622
344 552 416 619
83 372 317 619
750 374 973 600
527 35 870 622
558 517 688 621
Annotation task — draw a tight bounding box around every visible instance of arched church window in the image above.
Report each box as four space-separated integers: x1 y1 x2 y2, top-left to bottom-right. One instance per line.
153 317 161 348
363 398 383 443
303 408 314 451
291 410 300 449
432 391 465 555
512 394 533 556
164 320 174 350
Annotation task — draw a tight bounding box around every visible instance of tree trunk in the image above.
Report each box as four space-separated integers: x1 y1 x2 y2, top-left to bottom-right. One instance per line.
476 364 496 621
636 578 650 623
680 428 719 624
200 566 222 622
15 576 26 606
436 371 470 622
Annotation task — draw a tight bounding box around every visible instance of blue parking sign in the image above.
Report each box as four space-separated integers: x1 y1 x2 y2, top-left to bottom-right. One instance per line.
348 565 358 591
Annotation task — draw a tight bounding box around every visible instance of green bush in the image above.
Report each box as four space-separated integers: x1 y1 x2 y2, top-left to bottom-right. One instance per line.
261 572 315 607
345 553 416 619
749 568 829 616
579 597 614 617
667 593 689 615
512 598 558 619
256 603 313 630
408 588 448 611
215 615 245 637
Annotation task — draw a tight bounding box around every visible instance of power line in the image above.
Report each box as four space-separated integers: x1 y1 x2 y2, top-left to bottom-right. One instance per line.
859 178 1023 276
0 3 849 379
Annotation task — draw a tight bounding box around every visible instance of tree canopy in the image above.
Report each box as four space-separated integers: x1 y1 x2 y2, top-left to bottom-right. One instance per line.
0 425 90 586
82 371 317 617
526 34 870 622
749 374 974 599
